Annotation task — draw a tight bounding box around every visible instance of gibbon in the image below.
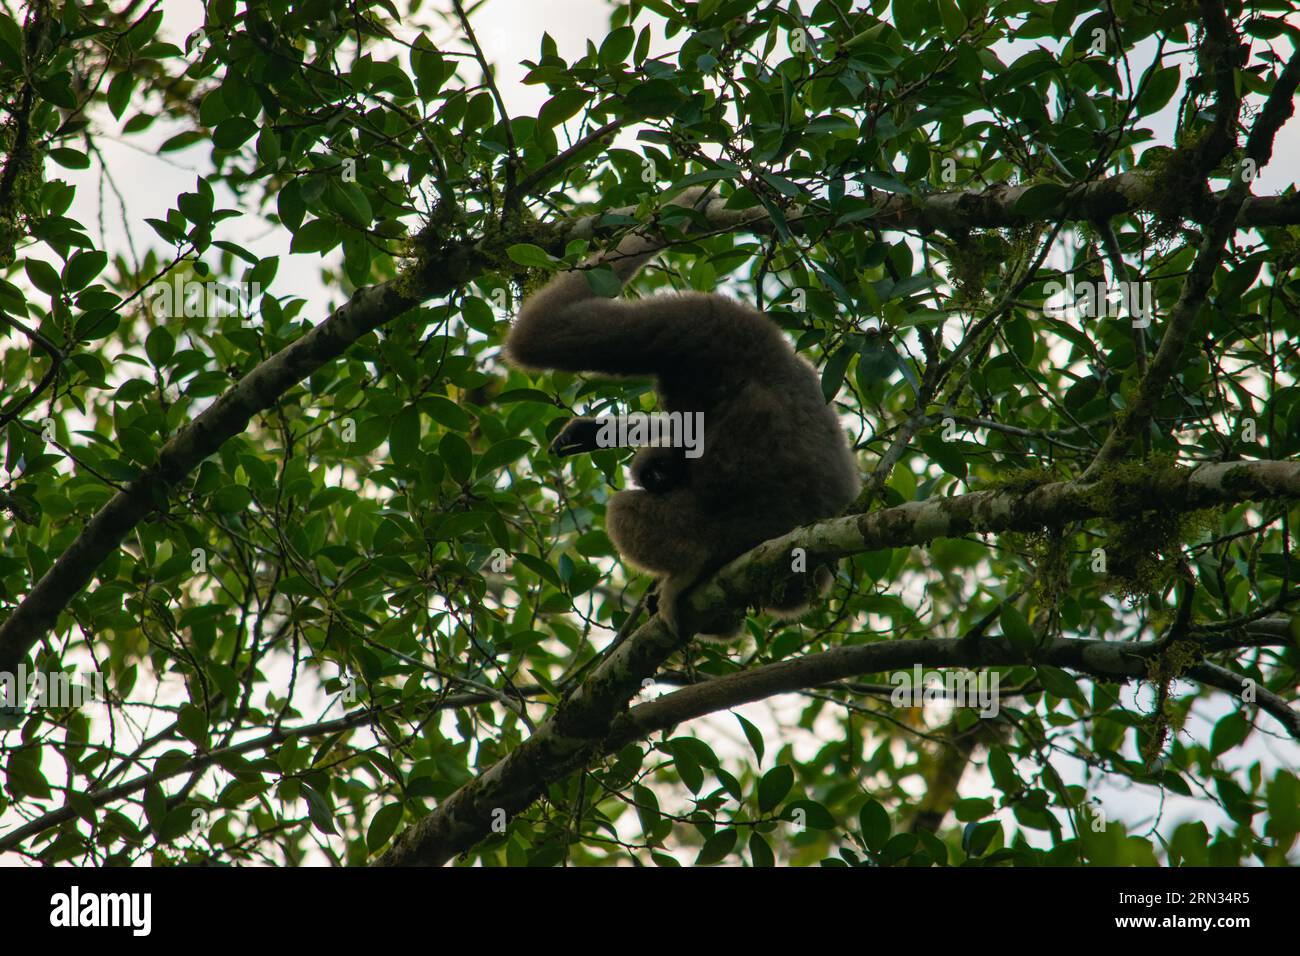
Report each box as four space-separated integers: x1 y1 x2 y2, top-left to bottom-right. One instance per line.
505 191 860 637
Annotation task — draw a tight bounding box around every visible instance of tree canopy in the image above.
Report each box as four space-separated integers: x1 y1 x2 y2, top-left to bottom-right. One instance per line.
0 0 1298 867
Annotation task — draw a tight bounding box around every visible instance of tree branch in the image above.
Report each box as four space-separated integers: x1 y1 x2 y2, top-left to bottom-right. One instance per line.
606 637 1299 746
1083 44 1300 477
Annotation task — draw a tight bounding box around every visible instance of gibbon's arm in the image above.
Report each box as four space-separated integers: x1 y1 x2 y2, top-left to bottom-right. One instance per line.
505 199 768 377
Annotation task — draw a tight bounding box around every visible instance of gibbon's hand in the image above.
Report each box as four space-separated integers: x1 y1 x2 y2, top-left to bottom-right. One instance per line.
549 417 604 457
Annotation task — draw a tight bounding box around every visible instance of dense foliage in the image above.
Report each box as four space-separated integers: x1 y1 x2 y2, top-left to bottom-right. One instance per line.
0 0 1297 866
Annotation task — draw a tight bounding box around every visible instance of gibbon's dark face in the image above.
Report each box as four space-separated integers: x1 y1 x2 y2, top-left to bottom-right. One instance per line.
630 446 688 494
505 204 860 635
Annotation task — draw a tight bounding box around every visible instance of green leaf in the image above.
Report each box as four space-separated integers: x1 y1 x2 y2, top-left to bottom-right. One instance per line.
783 800 836 829
757 764 794 812
954 798 995 822
859 799 890 851
1001 605 1036 654
734 713 764 764
1035 664 1085 702
625 78 685 117
6 749 52 799
75 309 120 341
25 259 62 295
1266 771 1300 834
987 746 1021 794
213 117 258 149
146 326 175 366
583 267 622 297
506 244 558 269
439 433 474 484
962 820 1001 857
300 784 338 836
1137 67 1180 116
599 26 635 68
159 130 205 153
289 219 341 254
632 784 661 838
881 831 919 864
538 90 590 129
118 427 157 465
366 803 404 852
389 406 421 466
666 740 704 793
424 396 472 431
477 438 533 476
177 704 209 747
48 148 90 169
694 828 737 865
1209 711 1251 756
920 434 969 480
63 251 108 290
820 345 853 402
1013 182 1067 218
212 485 253 512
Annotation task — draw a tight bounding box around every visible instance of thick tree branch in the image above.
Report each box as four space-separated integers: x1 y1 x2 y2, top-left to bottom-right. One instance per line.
606 636 1300 746
569 175 1300 249
376 615 689 866
876 177 1300 232
694 460 1300 611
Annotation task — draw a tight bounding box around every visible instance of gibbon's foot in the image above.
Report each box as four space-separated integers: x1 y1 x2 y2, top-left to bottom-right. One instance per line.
699 566 833 639
763 564 835 619
652 575 746 641
649 576 691 636
649 564 835 641
694 609 747 642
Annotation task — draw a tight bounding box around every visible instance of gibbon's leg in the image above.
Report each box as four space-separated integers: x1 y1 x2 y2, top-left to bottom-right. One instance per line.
606 488 722 634
606 488 713 579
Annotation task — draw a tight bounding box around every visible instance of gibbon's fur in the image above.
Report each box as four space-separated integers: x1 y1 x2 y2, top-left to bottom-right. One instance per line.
505 193 860 638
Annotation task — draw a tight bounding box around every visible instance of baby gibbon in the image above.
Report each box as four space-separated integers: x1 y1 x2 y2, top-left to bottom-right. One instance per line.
505 190 860 638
